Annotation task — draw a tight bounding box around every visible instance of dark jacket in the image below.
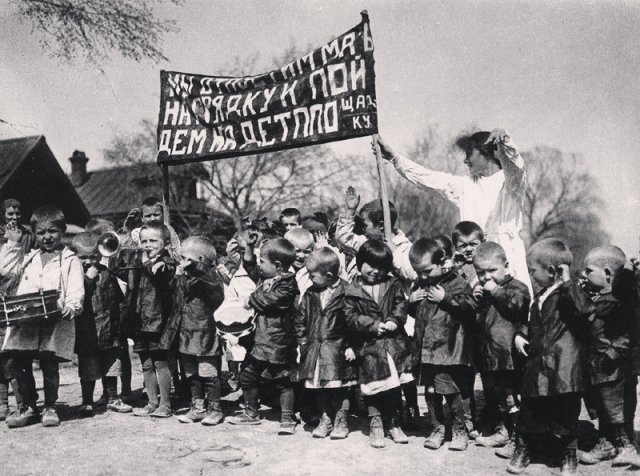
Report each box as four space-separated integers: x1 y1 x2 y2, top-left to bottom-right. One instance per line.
519 281 586 398
628 268 640 375
408 272 476 368
134 252 175 335
249 272 299 365
161 267 225 356
343 276 412 384
474 276 530 371
75 266 124 354
295 280 356 382
570 271 635 385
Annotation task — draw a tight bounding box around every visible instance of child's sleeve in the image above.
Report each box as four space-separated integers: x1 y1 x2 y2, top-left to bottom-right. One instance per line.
393 237 417 282
391 154 464 206
344 296 379 335
486 282 531 324
558 280 595 325
0 241 23 277
495 135 526 198
335 214 367 256
242 257 261 285
64 256 85 317
248 279 297 314
440 284 477 322
294 294 309 352
385 281 407 326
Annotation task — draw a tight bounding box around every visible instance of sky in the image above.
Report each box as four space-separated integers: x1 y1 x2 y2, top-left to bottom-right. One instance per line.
1 0 639 255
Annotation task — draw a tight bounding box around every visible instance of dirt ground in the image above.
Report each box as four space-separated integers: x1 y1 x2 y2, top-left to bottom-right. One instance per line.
3 353 640 476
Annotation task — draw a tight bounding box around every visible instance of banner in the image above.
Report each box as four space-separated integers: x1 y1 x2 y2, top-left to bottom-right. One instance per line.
157 15 377 165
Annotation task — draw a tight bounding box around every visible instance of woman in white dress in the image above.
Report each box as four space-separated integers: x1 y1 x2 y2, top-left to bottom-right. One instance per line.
375 129 532 292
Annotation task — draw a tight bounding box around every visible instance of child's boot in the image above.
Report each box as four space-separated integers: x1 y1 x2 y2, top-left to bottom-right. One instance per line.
278 417 297 435
6 405 39 429
495 433 517 459
177 398 206 423
41 406 60 427
387 416 409 444
612 429 637 466
228 387 260 425
506 435 530 474
330 410 349 440
312 413 333 438
578 436 615 464
560 447 578 475
201 401 224 426
476 423 510 447
424 425 446 449
449 428 469 451
369 416 385 448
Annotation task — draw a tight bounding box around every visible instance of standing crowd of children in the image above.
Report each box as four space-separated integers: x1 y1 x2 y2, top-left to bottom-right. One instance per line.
0 132 639 476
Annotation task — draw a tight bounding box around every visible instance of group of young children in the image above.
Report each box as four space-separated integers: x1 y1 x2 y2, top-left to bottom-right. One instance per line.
0 183 638 475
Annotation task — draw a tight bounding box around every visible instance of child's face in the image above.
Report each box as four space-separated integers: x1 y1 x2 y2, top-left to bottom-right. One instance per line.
281 216 301 232
35 220 63 252
527 256 557 290
291 241 314 271
474 257 508 285
308 268 336 289
581 257 609 292
139 229 167 259
259 254 280 279
411 253 444 285
75 245 100 270
141 205 163 225
4 206 21 226
362 216 383 241
455 233 483 264
359 262 386 285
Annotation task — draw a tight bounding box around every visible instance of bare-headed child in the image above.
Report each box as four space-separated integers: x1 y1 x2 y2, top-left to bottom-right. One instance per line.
344 240 413 449
129 223 176 418
508 239 581 475
296 248 356 439
452 221 485 285
1 206 84 428
164 236 225 426
471 242 530 453
280 207 302 232
122 196 181 253
228 238 300 434
408 238 475 451
284 227 315 297
71 232 131 417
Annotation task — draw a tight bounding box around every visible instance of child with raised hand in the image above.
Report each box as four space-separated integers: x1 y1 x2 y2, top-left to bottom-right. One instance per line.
163 236 225 426
70 232 131 417
228 238 300 435
128 223 176 418
470 242 530 454
336 186 415 283
121 196 181 254
344 240 413 449
508 239 583 475
296 248 356 439
452 221 485 285
573 245 637 466
407 238 475 451
0 206 84 428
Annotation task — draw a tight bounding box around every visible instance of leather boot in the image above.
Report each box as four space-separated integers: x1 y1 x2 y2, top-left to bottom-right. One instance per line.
560 447 578 475
369 416 385 448
330 410 349 440
506 435 531 474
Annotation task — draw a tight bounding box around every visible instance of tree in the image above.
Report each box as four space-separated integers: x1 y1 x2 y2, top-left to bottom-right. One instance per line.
522 146 609 267
13 0 179 64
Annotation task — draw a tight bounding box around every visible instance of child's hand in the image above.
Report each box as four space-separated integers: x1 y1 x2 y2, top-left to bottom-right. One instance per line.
384 321 398 332
4 223 22 243
344 186 360 213
314 230 329 248
176 258 192 276
123 208 140 231
60 306 75 320
410 289 428 303
486 128 508 145
85 265 99 280
483 279 498 293
151 261 166 275
472 284 484 300
377 322 386 335
514 335 529 357
426 285 446 303
345 348 356 361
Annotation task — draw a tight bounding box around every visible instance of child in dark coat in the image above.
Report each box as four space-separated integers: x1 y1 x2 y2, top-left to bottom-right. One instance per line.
296 248 356 440
71 232 131 416
508 239 584 475
125 224 176 418
162 237 225 425
228 238 300 434
470 242 530 451
344 240 413 449
573 245 637 466
408 238 476 451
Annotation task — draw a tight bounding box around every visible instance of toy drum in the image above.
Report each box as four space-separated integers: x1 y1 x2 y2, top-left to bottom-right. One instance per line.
0 289 61 327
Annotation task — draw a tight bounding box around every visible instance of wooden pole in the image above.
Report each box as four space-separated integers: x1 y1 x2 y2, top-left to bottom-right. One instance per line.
161 163 170 227
372 134 392 241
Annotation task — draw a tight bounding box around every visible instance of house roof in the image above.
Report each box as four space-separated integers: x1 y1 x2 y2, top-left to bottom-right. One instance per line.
75 162 163 216
0 135 44 189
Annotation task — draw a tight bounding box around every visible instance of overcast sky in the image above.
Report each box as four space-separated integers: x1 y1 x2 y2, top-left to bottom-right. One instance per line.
1 0 638 255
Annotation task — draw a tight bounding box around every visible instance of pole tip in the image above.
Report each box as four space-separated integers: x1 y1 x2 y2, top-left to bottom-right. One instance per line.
360 10 370 21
